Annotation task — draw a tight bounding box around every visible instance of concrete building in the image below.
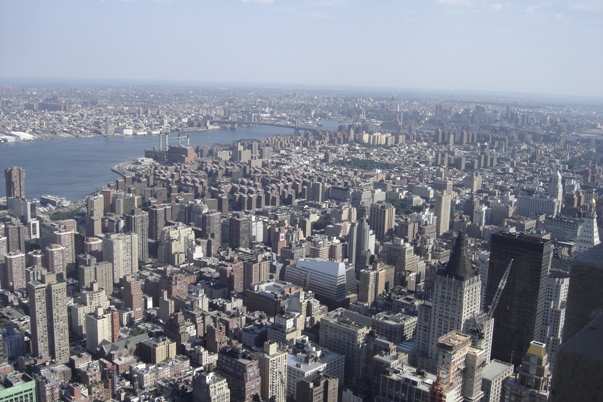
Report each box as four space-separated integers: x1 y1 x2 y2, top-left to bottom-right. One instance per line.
481 359 513 402
3 250 26 292
435 191 452 236
0 372 36 402
71 281 110 336
125 208 149 263
78 254 113 298
487 232 551 366
86 307 113 354
296 372 339 402
501 341 550 402
4 166 25 199
28 271 70 364
257 341 287 402
319 308 370 387
192 370 230 402
369 202 395 241
121 275 144 322
216 346 261 402
103 232 138 283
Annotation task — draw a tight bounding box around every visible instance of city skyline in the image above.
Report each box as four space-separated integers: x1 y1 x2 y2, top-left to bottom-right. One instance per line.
1 0 602 99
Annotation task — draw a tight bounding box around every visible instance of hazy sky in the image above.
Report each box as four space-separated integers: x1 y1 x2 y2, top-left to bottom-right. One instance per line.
1 0 602 98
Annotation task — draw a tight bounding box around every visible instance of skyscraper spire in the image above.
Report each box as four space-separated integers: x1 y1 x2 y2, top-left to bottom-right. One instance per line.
444 230 474 280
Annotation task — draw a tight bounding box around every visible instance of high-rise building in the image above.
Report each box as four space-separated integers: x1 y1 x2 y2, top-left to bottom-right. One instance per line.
157 223 196 265
257 341 287 402
103 233 138 284
148 204 170 241
70 281 110 336
563 242 603 342
358 265 386 305
43 244 67 278
4 166 25 199
501 341 550 401
125 208 149 263
52 228 76 276
347 218 372 269
0 372 36 402
28 271 70 363
4 250 26 292
78 254 113 298
481 359 514 402
192 370 231 402
216 346 261 402
548 169 563 214
83 237 103 260
369 202 395 241
575 191 600 254
435 191 452 236
541 270 569 365
415 230 489 369
86 194 104 237
4 223 26 253
318 308 370 387
121 275 144 322
229 215 250 249
85 307 112 354
296 372 339 402
487 232 551 366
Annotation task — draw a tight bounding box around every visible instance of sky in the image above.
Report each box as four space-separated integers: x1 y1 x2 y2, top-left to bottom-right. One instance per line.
0 0 602 98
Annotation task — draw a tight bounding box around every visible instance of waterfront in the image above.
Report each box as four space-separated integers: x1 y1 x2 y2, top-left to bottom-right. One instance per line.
0 125 294 201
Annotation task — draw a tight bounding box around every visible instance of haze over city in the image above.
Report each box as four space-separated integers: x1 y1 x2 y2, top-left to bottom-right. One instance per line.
1 0 602 98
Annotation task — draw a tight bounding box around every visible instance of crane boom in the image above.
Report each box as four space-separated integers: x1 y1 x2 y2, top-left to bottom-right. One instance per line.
487 259 513 319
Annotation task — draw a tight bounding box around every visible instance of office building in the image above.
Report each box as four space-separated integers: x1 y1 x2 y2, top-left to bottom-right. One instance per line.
563 242 603 341
216 346 261 402
192 370 230 402
541 270 569 365
487 232 551 366
481 359 514 402
369 202 395 241
296 372 338 402
347 219 373 269
4 166 25 199
501 341 550 401
0 372 36 402
319 308 370 387
575 191 600 254
435 191 452 236
416 231 489 368
86 194 104 237
285 259 355 308
125 208 149 263
28 271 70 364
3 251 26 292
148 204 170 241
257 341 287 402
157 223 196 265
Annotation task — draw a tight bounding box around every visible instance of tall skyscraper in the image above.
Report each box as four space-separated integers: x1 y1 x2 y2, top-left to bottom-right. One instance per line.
148 204 170 241
548 169 563 214
415 230 488 368
43 244 67 278
487 232 551 366
86 194 105 237
501 341 550 401
369 202 395 241
28 271 70 363
347 218 372 269
435 191 452 236
257 341 287 402
575 191 600 254
4 166 25 199
125 208 149 263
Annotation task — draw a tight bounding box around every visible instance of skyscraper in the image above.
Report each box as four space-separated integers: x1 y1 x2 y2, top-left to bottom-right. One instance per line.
548 169 563 214
192 370 231 402
415 230 488 368
435 190 452 236
103 233 138 284
4 166 25 199
125 208 149 263
229 214 250 250
487 232 551 366
369 202 395 241
28 271 70 363
347 218 372 269
501 341 550 401
121 275 144 322
216 346 261 402
575 191 600 255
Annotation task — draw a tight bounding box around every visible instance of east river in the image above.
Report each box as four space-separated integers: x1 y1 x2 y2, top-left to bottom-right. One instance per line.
0 125 296 202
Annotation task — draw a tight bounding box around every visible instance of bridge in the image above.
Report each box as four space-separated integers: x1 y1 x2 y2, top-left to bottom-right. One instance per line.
208 119 322 134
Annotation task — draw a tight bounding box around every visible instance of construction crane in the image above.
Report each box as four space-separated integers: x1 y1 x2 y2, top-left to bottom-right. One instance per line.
471 259 513 339
487 258 513 319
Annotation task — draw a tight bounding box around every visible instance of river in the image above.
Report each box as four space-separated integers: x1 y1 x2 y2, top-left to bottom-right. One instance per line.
0 126 295 201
